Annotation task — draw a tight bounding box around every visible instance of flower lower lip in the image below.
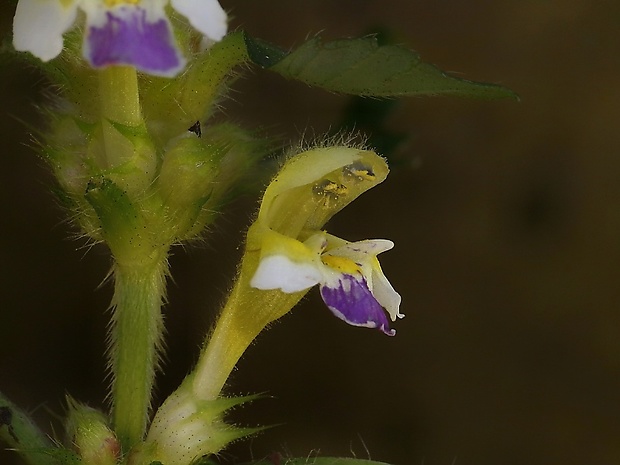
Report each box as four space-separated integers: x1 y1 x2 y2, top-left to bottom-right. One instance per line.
12 0 228 77
85 6 185 77
320 273 396 336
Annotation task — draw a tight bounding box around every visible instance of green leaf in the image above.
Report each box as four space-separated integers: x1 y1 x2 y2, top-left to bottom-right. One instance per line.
0 393 58 465
240 458 392 465
244 35 288 68
38 448 81 465
247 35 516 99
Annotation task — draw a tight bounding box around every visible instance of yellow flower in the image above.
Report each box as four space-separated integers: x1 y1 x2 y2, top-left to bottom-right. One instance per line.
248 145 403 335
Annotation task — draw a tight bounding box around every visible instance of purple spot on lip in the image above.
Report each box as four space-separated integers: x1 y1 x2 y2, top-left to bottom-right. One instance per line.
320 274 395 336
85 7 184 75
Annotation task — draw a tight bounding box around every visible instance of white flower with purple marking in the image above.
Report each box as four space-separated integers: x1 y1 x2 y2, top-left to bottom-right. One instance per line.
251 231 403 336
13 0 227 76
243 145 402 335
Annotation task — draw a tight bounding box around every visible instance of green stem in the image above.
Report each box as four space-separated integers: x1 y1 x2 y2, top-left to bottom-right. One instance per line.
0 392 56 465
110 259 168 451
98 66 143 169
99 66 142 126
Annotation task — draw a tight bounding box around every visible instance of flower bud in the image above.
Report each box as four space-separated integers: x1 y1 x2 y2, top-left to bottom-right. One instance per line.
65 398 120 465
159 123 269 240
84 177 150 265
157 133 221 236
91 120 158 197
45 115 92 198
130 377 259 465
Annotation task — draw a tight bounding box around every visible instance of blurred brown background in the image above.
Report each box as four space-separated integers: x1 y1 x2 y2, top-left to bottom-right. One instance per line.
2 1 620 464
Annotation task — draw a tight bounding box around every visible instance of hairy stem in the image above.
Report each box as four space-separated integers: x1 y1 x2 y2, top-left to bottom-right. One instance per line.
110 259 168 451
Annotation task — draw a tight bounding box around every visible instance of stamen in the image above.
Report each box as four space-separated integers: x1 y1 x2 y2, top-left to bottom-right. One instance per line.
343 162 376 181
312 179 348 199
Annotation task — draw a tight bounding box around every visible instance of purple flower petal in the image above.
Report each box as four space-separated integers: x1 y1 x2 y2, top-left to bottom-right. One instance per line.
320 274 395 336
84 6 185 77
